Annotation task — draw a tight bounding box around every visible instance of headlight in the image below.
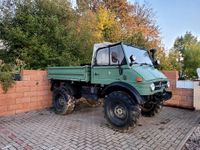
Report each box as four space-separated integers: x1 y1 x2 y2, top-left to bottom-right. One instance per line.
166 81 170 88
150 83 155 91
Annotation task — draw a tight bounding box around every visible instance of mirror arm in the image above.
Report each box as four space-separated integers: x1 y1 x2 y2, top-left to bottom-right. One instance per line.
94 57 97 65
117 60 123 75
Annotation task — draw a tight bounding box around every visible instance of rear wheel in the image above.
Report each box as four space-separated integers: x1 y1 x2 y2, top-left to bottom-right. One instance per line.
104 91 140 130
141 101 163 117
53 87 75 115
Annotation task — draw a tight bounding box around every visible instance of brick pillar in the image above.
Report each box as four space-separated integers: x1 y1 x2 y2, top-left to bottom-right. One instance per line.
163 71 194 109
193 81 200 110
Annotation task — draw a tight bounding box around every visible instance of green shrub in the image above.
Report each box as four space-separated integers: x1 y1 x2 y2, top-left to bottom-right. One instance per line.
0 61 16 93
0 72 15 93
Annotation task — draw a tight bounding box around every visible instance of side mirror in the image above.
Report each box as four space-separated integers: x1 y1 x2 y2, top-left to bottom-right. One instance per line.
154 60 160 68
130 55 136 63
149 48 157 60
156 60 160 65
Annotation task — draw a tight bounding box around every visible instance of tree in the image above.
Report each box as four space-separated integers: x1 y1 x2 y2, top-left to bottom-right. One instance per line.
168 50 182 71
0 0 78 69
1 0 167 70
173 32 199 52
183 44 200 79
96 6 123 42
74 10 100 64
76 0 100 12
156 48 173 71
74 6 123 64
171 32 200 79
76 0 160 49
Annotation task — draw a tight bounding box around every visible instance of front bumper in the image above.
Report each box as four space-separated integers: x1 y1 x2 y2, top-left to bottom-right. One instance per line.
155 91 172 101
162 91 172 101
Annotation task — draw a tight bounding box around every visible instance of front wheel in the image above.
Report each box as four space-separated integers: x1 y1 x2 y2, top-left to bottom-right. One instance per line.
141 101 163 117
104 91 140 130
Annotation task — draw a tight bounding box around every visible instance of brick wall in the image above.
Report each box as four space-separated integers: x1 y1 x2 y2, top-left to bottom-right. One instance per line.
0 70 195 117
0 70 52 116
163 71 194 109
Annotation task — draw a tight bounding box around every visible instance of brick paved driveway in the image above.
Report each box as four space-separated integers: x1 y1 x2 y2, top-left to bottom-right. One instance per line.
0 105 199 150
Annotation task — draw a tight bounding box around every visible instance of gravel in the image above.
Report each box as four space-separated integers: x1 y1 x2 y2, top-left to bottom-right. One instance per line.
182 125 200 150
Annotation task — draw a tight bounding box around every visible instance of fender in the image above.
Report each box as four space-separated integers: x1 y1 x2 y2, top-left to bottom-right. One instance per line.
101 82 145 105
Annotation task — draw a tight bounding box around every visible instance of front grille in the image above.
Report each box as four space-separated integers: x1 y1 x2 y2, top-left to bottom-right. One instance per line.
154 81 167 90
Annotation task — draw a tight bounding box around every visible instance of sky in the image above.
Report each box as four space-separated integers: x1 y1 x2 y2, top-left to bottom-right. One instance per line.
130 0 200 49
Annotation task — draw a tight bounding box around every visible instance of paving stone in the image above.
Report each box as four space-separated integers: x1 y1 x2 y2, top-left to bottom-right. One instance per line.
0 107 199 150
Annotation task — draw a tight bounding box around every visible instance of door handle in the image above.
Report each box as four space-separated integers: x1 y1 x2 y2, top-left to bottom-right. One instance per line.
94 72 99 76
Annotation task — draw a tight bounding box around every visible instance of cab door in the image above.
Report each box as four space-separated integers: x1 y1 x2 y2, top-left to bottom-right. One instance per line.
91 44 126 84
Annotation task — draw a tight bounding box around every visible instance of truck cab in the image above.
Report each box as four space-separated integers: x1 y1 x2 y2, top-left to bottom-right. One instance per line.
48 42 172 130
92 42 170 96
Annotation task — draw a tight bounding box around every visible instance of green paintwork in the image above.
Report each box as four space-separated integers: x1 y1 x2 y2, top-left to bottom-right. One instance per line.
47 43 169 96
133 65 166 81
91 64 168 95
48 66 91 82
48 64 168 96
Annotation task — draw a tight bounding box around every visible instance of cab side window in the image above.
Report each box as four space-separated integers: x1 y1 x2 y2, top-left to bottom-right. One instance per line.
110 45 125 65
96 48 109 65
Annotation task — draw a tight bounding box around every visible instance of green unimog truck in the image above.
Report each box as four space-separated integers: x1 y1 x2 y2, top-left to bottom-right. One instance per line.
48 42 172 130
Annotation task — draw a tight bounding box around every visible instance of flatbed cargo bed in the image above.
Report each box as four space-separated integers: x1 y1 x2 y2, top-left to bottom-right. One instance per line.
47 66 91 82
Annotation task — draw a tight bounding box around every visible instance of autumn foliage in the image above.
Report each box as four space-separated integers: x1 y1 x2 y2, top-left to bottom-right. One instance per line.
0 0 165 69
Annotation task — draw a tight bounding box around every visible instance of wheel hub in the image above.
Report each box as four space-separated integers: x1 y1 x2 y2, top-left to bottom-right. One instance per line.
114 105 126 119
58 97 65 105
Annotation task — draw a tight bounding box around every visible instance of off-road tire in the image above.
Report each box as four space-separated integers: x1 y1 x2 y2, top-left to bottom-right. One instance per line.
141 102 163 117
104 91 140 131
53 87 75 115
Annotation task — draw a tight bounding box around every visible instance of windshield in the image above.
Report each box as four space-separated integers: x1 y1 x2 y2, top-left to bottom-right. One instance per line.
123 44 153 66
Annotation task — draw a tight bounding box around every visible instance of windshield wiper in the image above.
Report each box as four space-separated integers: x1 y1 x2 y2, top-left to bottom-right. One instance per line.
130 62 139 66
140 63 153 67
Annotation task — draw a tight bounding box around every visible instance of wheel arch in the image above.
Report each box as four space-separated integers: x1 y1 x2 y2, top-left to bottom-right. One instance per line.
50 80 81 99
50 79 61 91
101 82 144 105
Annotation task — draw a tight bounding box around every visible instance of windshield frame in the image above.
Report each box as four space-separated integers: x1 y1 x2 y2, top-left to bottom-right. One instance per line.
122 44 153 66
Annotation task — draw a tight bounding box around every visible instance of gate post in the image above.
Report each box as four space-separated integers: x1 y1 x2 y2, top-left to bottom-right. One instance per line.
193 81 200 110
